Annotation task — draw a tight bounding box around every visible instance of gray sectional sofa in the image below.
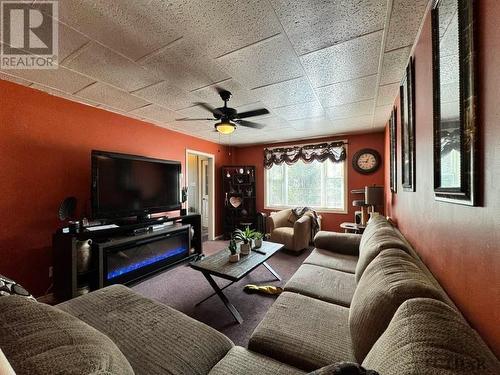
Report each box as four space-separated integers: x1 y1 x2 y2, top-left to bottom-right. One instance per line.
1 216 499 374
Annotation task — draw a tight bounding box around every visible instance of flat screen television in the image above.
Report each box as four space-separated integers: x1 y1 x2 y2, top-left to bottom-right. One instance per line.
91 150 181 219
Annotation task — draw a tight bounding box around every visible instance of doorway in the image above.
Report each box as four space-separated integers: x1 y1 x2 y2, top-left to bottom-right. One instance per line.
185 149 215 241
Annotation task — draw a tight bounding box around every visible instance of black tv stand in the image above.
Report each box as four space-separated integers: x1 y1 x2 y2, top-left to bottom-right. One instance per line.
53 214 202 301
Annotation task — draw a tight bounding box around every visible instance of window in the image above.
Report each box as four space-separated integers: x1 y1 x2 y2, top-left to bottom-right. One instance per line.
265 158 346 212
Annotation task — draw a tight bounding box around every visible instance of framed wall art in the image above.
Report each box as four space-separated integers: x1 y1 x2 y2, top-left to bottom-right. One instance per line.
389 107 397 193
432 0 478 205
400 56 416 192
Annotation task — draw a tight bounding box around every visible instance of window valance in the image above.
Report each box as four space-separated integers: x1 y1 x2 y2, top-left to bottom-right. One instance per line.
264 141 346 169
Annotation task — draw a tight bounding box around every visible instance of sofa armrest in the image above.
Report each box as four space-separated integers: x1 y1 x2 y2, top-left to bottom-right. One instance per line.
293 215 312 248
313 231 361 256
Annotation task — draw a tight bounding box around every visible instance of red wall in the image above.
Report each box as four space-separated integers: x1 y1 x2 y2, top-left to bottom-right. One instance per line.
385 2 500 356
0 79 232 296
234 133 385 232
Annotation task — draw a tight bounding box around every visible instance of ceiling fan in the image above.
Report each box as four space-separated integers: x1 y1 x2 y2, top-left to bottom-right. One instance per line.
176 87 269 135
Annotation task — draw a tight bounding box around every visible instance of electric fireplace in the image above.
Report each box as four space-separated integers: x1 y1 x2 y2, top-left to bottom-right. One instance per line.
101 225 190 286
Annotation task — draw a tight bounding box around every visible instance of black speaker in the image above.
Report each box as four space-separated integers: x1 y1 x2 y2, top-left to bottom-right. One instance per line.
354 211 362 225
58 196 77 221
180 208 187 216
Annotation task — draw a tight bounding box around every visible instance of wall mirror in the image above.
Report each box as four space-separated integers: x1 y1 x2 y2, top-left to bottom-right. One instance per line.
431 0 477 205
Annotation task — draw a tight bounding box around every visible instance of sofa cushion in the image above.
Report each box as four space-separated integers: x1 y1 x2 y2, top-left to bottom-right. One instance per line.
271 226 295 249
249 292 355 371
356 225 413 283
349 249 450 362
209 346 305 375
57 284 233 375
0 295 134 375
363 298 500 374
284 264 356 307
304 248 358 273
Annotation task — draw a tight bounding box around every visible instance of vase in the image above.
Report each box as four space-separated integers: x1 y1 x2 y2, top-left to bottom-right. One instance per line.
229 253 240 263
76 239 92 273
240 242 251 255
253 238 262 249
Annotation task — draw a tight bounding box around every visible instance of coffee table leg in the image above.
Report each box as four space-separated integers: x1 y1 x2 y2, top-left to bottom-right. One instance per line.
195 280 235 306
201 272 243 324
262 261 281 281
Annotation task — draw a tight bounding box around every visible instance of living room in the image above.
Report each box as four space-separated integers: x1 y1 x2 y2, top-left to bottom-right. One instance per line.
0 0 499 374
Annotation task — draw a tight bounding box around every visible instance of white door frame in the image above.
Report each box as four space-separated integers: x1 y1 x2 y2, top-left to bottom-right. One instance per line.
185 149 215 240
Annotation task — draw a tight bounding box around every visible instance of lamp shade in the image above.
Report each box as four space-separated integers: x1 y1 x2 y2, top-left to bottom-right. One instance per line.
365 186 384 206
216 122 236 134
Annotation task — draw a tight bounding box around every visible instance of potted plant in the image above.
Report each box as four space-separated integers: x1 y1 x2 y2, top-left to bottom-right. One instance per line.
233 227 255 255
253 232 264 249
228 239 239 263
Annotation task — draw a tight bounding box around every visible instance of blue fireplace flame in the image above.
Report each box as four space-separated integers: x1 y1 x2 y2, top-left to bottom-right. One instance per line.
107 246 188 280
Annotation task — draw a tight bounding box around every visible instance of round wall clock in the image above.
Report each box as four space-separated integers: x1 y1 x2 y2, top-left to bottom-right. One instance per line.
352 148 381 174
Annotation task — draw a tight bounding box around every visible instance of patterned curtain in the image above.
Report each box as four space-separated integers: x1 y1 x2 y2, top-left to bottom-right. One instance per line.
264 141 346 169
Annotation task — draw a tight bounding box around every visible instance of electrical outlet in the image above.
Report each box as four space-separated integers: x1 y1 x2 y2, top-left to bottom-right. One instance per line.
48 266 53 278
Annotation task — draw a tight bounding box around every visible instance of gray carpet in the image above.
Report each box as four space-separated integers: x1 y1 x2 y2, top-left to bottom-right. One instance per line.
132 241 311 346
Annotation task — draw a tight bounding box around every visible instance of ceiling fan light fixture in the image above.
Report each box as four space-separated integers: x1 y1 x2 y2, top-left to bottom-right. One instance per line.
216 121 236 135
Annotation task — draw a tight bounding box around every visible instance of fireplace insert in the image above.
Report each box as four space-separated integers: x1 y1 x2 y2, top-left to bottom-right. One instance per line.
100 225 190 286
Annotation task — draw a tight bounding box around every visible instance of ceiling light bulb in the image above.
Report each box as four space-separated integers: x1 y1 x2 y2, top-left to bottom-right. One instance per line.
216 122 236 135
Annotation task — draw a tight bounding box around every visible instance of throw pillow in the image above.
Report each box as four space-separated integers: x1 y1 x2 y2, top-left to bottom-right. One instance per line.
0 274 35 300
307 362 379 375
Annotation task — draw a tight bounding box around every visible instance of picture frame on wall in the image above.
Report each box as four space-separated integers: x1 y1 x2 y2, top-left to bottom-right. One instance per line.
431 0 478 206
389 107 397 193
400 56 416 192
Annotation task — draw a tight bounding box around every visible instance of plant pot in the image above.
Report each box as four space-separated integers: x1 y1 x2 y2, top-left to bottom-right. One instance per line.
240 242 251 255
253 238 262 249
229 253 240 263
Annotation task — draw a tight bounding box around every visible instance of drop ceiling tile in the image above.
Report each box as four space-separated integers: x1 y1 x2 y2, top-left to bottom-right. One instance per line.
377 83 399 106
0 72 32 86
385 0 428 51
373 105 393 127
316 75 377 107
176 105 216 121
251 77 316 108
1 66 94 93
191 79 258 108
326 100 374 120
129 104 179 124
133 81 199 111
257 116 290 130
380 47 411 85
273 101 325 121
64 42 159 92
140 38 230 92
270 0 386 55
330 115 374 133
56 0 183 60
170 0 281 59
216 34 304 89
58 22 89 62
76 82 149 112
301 31 383 87
30 83 100 107
289 116 333 131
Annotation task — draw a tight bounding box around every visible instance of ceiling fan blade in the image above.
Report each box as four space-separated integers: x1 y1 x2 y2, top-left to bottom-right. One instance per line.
236 120 265 129
176 117 214 121
194 102 224 117
236 108 270 119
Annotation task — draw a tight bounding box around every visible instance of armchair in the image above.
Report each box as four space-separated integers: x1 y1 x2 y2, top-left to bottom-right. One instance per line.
268 209 318 252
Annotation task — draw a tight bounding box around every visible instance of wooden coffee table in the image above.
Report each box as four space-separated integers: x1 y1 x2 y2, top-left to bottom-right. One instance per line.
190 241 283 324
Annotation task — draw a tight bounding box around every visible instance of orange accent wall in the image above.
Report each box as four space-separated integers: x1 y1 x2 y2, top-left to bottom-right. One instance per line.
384 2 500 356
0 79 232 296
234 133 385 232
